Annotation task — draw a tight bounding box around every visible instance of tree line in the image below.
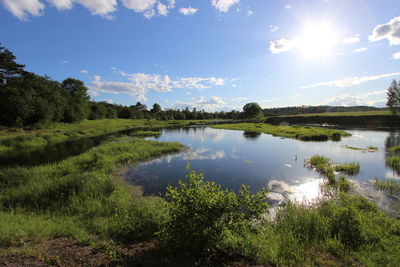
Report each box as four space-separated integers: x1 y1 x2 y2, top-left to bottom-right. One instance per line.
0 45 244 127
263 105 385 116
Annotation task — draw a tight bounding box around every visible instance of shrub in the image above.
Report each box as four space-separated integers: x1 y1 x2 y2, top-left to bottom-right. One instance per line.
160 169 269 255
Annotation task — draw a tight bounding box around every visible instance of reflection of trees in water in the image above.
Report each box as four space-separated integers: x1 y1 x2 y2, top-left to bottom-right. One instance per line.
385 131 400 151
243 131 261 140
385 131 400 175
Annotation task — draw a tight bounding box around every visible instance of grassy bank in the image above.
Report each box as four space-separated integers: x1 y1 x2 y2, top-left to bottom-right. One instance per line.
284 110 391 117
0 119 214 153
211 123 351 141
265 110 400 127
0 138 183 248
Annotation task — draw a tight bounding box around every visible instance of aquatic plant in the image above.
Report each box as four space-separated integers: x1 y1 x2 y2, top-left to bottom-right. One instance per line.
373 178 400 195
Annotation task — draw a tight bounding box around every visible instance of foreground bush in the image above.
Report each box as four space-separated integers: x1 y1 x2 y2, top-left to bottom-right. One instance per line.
160 168 269 254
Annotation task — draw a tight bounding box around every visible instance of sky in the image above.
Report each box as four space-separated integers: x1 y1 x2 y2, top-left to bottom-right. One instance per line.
1 0 400 111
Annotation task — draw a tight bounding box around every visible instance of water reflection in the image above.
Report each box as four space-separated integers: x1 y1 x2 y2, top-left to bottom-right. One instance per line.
124 126 400 203
385 131 400 176
243 131 261 140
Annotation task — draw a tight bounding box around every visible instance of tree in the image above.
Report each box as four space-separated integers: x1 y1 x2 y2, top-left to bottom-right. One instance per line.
0 44 26 85
62 78 90 122
151 103 161 113
387 79 400 115
243 102 263 119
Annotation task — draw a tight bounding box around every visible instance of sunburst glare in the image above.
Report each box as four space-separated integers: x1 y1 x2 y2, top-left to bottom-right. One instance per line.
297 24 338 59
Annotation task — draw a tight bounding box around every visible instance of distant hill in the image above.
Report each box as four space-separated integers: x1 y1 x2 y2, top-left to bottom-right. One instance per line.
263 106 386 116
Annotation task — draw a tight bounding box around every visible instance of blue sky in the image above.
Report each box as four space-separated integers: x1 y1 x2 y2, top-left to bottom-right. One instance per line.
1 0 400 111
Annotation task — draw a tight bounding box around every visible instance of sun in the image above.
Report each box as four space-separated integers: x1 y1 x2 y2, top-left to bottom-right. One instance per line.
297 24 338 59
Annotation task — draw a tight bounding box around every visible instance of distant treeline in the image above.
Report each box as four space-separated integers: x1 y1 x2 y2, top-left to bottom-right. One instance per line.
263 106 386 116
0 45 241 127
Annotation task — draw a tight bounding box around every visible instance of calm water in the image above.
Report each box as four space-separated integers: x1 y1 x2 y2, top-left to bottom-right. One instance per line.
125 127 400 203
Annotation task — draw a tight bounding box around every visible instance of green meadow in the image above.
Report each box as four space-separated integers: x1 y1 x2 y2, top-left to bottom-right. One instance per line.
211 122 351 141
0 119 213 153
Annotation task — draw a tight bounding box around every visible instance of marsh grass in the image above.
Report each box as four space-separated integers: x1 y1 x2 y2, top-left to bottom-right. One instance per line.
386 156 400 173
388 145 400 152
211 123 350 141
0 138 183 247
130 130 161 137
373 178 400 195
345 145 378 152
0 119 212 152
334 162 360 176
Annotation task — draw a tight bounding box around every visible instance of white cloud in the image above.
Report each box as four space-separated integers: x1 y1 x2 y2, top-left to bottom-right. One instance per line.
232 97 249 101
121 0 174 18
48 0 117 17
342 35 360 44
369 16 400 45
269 38 294 53
174 96 226 111
354 47 367 53
1 0 45 20
393 52 400 59
104 98 114 104
166 0 174 9
157 2 167 16
320 90 387 107
80 70 89 74
122 0 156 12
285 4 292 9
301 72 400 89
269 25 279 32
211 0 239 13
179 6 198 16
89 71 226 102
261 98 279 103
246 7 253 16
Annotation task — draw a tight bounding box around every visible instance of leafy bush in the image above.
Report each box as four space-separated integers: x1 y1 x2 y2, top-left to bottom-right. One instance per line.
160 169 269 254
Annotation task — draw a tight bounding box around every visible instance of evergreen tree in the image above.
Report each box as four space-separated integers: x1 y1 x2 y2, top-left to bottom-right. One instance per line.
386 79 400 115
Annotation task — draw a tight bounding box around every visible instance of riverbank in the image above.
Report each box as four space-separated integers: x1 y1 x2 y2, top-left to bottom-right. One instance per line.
211 122 351 141
1 145 399 266
265 110 400 127
0 119 218 153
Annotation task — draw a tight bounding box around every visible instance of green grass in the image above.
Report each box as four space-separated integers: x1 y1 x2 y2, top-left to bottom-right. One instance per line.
283 110 391 117
0 119 214 152
211 123 351 141
131 130 161 137
334 162 360 176
345 145 378 151
0 138 183 247
386 156 400 173
389 145 400 152
373 178 400 195
0 143 399 265
307 156 359 192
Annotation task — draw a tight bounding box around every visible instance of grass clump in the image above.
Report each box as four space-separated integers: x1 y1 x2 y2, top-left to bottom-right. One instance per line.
373 178 400 195
211 123 350 141
345 145 378 152
388 145 400 152
334 162 360 176
386 156 400 173
130 130 161 137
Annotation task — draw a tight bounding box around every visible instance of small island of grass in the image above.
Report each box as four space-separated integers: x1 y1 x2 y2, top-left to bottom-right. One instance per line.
211 123 351 141
344 145 378 152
